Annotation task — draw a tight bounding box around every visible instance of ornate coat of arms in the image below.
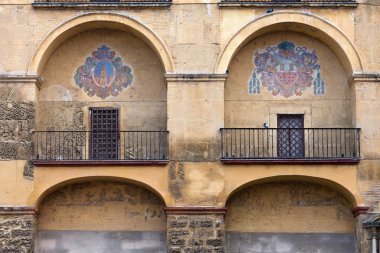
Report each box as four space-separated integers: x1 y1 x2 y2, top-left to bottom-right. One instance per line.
249 41 325 98
74 45 133 99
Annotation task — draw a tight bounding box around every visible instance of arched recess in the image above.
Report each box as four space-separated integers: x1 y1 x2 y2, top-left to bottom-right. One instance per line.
28 12 174 76
28 174 171 208
224 177 360 253
224 175 362 208
215 11 363 75
34 177 168 252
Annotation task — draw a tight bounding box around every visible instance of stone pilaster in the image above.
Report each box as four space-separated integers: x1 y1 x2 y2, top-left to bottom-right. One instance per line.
0 207 37 253
166 74 227 162
165 207 227 253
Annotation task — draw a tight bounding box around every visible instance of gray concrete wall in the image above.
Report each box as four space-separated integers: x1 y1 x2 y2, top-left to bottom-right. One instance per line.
226 232 356 253
35 231 166 253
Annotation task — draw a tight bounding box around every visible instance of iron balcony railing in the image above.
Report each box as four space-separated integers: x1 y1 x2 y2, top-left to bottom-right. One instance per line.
220 128 360 162
218 0 357 6
33 0 172 6
33 131 169 163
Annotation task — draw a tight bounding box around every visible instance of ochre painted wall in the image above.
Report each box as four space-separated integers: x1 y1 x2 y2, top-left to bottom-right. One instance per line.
38 181 166 231
226 181 353 233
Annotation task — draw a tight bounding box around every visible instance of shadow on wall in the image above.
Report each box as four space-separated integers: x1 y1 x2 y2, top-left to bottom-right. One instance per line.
36 231 166 253
226 233 356 253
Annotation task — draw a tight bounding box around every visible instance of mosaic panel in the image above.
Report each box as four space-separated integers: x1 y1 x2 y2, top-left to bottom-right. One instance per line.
249 41 325 98
74 45 133 99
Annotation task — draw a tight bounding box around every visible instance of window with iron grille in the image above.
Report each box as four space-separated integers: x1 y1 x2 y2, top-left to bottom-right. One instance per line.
90 108 119 160
277 114 305 158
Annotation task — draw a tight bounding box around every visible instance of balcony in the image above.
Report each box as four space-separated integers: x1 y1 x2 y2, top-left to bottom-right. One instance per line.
218 0 357 7
32 131 169 166
32 0 172 8
220 128 360 164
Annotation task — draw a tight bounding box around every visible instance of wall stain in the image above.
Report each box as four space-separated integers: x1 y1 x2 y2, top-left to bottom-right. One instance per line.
169 162 185 200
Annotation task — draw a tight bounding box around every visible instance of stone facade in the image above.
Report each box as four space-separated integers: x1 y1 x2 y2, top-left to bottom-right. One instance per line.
0 0 379 252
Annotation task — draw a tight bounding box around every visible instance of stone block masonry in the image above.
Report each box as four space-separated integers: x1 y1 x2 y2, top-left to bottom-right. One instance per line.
0 83 35 160
167 212 225 253
0 208 37 253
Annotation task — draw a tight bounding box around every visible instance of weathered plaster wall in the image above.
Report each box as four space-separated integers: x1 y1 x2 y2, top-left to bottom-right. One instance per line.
168 162 225 206
226 181 354 233
38 181 166 231
354 3 380 72
353 80 380 211
225 32 351 128
0 81 36 205
167 78 224 161
225 181 356 253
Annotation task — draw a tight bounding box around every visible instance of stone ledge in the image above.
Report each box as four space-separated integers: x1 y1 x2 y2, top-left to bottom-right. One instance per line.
165 207 228 215
0 207 38 217
0 75 42 89
165 74 228 83
352 206 370 218
349 73 380 84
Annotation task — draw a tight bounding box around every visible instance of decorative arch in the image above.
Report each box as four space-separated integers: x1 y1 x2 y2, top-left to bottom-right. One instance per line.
215 11 363 75
224 175 363 209
28 175 170 208
28 13 174 76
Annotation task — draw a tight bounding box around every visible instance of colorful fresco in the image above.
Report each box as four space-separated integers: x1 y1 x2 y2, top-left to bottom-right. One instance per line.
74 45 133 99
249 41 325 98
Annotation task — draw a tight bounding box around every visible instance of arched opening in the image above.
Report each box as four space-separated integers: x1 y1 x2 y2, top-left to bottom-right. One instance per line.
35 180 167 252
216 12 363 74
225 180 357 253
29 13 174 75
221 21 360 161
31 15 170 162
225 30 350 127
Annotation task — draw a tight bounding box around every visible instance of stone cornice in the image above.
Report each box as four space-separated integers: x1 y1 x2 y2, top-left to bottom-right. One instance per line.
349 73 380 85
0 75 42 89
165 74 228 83
164 207 228 215
0 207 38 217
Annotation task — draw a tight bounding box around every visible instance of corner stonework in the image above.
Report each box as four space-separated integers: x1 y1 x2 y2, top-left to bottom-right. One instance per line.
165 207 227 253
0 207 37 253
